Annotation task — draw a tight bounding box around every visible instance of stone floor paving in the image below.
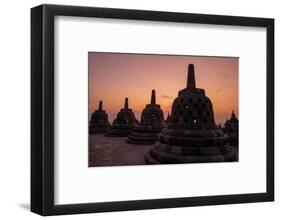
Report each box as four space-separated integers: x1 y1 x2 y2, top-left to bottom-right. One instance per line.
89 134 153 167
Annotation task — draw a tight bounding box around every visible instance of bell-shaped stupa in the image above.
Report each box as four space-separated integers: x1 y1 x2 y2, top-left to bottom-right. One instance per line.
105 98 137 137
127 90 164 144
89 101 110 134
223 111 239 146
145 64 237 164
165 112 171 124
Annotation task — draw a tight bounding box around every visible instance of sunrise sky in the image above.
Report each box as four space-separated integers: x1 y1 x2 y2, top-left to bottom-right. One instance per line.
89 52 238 125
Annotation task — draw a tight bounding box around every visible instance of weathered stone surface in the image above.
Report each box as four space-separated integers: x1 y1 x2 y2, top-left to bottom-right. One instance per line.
145 64 237 164
89 101 110 134
89 134 153 166
105 98 137 137
127 90 164 145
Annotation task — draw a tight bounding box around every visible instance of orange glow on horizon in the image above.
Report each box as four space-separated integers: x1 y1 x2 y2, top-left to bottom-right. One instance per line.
89 52 238 125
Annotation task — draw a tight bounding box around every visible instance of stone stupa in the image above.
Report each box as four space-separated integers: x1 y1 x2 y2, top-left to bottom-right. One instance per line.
127 90 164 145
223 111 239 146
105 97 137 137
165 112 171 125
145 64 237 164
89 100 110 134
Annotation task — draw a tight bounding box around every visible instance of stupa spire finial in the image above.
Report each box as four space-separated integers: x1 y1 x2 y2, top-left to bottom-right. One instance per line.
124 97 129 109
231 110 236 119
151 89 156 105
187 64 196 88
98 100 103 110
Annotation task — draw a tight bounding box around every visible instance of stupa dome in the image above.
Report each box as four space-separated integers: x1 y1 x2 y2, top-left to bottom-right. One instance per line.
145 64 237 164
105 97 137 137
169 64 215 130
89 101 110 134
127 90 164 145
223 111 239 146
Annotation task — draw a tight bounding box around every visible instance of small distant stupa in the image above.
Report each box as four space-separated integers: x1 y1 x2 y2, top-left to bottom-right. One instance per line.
105 97 137 137
165 112 171 124
127 89 164 145
145 64 237 164
223 111 239 146
89 101 110 134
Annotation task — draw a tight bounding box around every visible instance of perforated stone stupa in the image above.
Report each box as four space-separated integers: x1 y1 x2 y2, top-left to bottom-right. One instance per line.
89 101 110 134
105 98 137 137
127 90 164 145
145 64 237 164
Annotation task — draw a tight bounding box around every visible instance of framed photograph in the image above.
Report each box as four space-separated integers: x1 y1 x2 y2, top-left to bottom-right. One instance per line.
31 4 274 216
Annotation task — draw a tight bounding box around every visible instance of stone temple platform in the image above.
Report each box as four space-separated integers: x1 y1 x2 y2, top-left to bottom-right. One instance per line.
89 134 153 167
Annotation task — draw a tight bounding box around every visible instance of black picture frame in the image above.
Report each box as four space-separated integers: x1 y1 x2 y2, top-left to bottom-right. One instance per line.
31 4 274 216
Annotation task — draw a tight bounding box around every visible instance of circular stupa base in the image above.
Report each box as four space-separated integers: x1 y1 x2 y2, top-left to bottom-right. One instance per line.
145 144 237 164
126 124 162 145
89 126 109 134
127 134 158 145
145 128 238 164
144 151 160 164
105 128 132 137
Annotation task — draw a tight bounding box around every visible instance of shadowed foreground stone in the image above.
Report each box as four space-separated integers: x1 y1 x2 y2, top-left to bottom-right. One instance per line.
127 90 164 145
145 64 237 164
105 98 137 137
89 101 110 134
